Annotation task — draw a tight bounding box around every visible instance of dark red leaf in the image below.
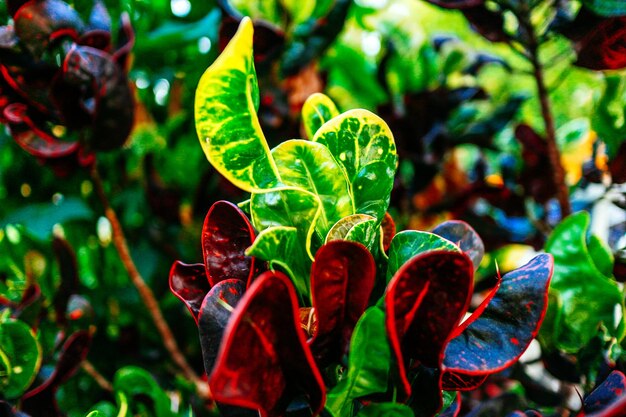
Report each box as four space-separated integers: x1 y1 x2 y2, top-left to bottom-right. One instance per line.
169 261 210 324
13 0 84 58
382 212 396 252
209 271 325 417
202 201 260 288
21 331 91 417
385 251 473 402
432 220 485 270
440 372 488 391
198 279 246 375
582 371 626 415
219 16 285 68
462 5 508 43
442 254 553 389
52 236 79 325
515 124 557 204
113 12 134 69
309 241 376 365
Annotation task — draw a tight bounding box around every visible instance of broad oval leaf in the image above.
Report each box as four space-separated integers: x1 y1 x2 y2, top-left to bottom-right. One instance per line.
209 271 325 417
326 214 375 243
387 230 459 282
345 218 379 252
169 261 209 324
198 279 246 375
302 93 339 139
271 140 354 237
310 241 376 364
582 371 626 415
202 200 259 287
543 212 624 352
113 366 172 417
246 226 311 298
432 220 484 270
0 319 41 399
442 254 553 388
313 109 397 220
195 17 280 191
325 307 391 417
386 251 473 402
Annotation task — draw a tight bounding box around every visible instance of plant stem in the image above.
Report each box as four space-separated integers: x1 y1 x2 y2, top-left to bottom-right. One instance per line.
82 359 113 392
524 19 572 218
89 163 211 401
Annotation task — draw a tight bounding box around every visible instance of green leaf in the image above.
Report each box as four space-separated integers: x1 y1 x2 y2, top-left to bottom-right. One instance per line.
113 366 172 417
356 403 414 417
85 412 107 417
271 140 354 237
543 212 625 352
302 93 340 139
194 17 280 192
326 307 391 417
246 226 311 298
386 231 459 282
313 109 397 220
592 75 626 158
0 319 41 399
326 214 376 243
587 234 614 278
345 218 379 252
582 0 626 17
250 187 320 259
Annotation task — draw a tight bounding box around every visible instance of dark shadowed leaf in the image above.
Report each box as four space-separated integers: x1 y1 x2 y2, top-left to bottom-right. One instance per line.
425 0 484 8
442 254 553 389
52 236 79 325
202 201 258 287
357 403 414 417
21 331 91 417
198 279 246 376
437 392 461 417
386 251 473 403
209 271 325 417
113 366 172 417
168 261 210 324
432 220 484 270
309 241 376 364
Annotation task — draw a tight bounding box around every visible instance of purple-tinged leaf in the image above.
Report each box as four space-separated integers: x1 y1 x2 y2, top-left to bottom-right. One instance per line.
506 412 543 417
202 201 260 288
442 254 553 388
21 331 91 417
169 261 210 324
209 271 325 417
197 279 246 375
582 371 626 415
386 251 473 402
13 0 85 58
0 401 29 417
113 12 134 69
87 0 111 32
432 220 484 270
582 395 626 417
309 241 376 365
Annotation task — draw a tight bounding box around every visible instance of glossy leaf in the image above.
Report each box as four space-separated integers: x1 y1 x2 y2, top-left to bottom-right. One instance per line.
271 140 354 237
386 230 459 282
357 403 415 417
198 279 247 375
202 200 259 287
582 371 626 414
113 366 172 417
302 93 339 140
325 307 391 417
442 254 553 389
0 319 41 399
543 212 624 352
326 214 375 242
309 241 376 364
344 218 380 252
209 271 325 417
381 212 396 252
195 17 280 191
313 109 397 220
168 262 209 324
22 331 91 417
246 226 311 297
432 220 484 270
386 251 473 402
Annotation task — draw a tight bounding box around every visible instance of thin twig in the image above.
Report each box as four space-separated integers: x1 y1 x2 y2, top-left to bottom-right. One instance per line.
89 163 211 402
82 359 113 392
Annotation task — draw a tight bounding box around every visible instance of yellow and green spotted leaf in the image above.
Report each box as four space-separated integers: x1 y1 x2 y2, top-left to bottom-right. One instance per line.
246 226 311 298
313 109 397 220
0 319 41 399
195 17 280 192
302 93 339 139
326 214 375 243
271 140 353 237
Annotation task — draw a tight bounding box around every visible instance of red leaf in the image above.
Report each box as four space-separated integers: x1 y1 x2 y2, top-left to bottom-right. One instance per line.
309 241 376 364
385 251 473 402
169 261 211 324
209 271 325 417
381 212 396 252
202 201 260 287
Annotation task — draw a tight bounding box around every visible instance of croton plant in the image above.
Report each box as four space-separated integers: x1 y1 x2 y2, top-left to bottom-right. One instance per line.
168 18 557 417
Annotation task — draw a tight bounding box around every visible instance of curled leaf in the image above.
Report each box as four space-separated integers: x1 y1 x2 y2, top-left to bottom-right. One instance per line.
302 93 339 139
169 262 210 324
432 220 484 270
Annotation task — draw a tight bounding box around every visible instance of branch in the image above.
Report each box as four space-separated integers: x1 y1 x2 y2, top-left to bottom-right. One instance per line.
89 163 212 402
